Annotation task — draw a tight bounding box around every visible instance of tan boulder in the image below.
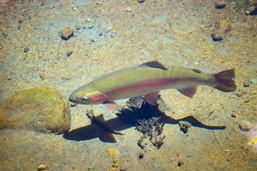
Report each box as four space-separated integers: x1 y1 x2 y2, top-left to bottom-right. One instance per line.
0 87 70 134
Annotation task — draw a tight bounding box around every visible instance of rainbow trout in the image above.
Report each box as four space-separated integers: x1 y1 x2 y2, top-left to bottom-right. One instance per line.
69 61 236 111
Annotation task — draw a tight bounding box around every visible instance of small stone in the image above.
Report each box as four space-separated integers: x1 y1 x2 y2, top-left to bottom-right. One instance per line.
215 2 226 9
243 81 250 87
243 97 250 103
231 114 236 118
249 3 257 15
138 152 144 159
60 28 74 40
245 11 250 15
239 120 254 131
90 39 95 42
235 91 243 97
67 51 73 57
179 121 191 133
75 25 81 30
137 0 145 3
211 33 223 41
24 48 29 53
7 77 12 80
178 161 184 167
37 164 47 170
61 76 71 81
126 6 132 12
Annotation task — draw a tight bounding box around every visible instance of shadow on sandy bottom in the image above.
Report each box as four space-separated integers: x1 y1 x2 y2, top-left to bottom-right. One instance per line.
63 97 226 143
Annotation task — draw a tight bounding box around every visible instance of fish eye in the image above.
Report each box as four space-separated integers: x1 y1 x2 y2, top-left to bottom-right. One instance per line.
81 96 89 102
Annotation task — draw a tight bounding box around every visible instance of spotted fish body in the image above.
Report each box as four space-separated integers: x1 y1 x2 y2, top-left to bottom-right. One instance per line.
69 61 236 111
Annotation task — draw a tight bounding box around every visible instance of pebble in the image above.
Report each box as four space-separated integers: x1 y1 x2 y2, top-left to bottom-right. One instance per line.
67 51 73 57
239 120 254 131
137 0 145 3
243 81 250 87
243 97 250 103
179 121 191 133
249 3 257 15
178 161 184 167
88 25 94 29
215 2 226 9
211 33 223 41
75 25 81 30
7 76 12 80
235 91 243 97
37 164 47 170
24 48 29 53
126 6 132 12
60 28 74 40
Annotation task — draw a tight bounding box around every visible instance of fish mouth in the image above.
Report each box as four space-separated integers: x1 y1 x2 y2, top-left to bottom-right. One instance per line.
69 98 77 103
69 94 78 103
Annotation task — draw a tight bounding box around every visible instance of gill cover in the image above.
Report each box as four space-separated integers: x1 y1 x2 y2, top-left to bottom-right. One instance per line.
87 91 108 104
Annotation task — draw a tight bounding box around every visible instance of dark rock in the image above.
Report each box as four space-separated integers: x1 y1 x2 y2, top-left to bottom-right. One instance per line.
24 48 29 53
243 81 250 87
250 3 257 15
211 33 223 41
137 0 145 3
216 2 226 9
67 51 73 57
0 87 71 134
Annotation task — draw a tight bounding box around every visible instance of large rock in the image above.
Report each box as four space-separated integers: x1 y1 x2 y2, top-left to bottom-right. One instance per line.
0 87 71 134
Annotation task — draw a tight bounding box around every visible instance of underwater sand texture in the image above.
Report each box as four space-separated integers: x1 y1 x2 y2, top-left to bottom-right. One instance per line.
1 0 257 170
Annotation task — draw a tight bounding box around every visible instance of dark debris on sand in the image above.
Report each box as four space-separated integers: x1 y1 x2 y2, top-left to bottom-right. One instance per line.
116 96 166 149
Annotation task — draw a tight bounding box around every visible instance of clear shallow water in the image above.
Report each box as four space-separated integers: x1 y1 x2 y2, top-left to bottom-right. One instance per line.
0 0 257 170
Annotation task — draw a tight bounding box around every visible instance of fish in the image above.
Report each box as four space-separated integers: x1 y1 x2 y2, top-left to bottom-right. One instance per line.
69 61 236 111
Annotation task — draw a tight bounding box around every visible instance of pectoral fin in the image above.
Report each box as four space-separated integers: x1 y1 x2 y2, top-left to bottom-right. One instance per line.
177 86 198 98
103 101 120 112
93 114 124 135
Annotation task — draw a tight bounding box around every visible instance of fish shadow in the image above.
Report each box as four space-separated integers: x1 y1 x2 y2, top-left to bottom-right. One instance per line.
63 98 226 143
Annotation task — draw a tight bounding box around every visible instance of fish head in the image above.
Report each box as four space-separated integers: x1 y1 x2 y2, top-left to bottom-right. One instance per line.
69 87 108 105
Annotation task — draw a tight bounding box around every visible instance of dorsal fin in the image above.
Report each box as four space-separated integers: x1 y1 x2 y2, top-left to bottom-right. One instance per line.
139 60 168 70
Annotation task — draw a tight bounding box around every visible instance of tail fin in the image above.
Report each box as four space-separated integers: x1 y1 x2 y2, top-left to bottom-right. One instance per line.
213 69 236 92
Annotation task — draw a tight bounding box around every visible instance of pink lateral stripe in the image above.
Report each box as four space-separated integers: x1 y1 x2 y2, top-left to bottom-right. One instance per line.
105 78 181 95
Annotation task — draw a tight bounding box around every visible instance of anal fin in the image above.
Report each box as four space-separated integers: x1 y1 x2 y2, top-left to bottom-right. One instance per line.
177 86 198 98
